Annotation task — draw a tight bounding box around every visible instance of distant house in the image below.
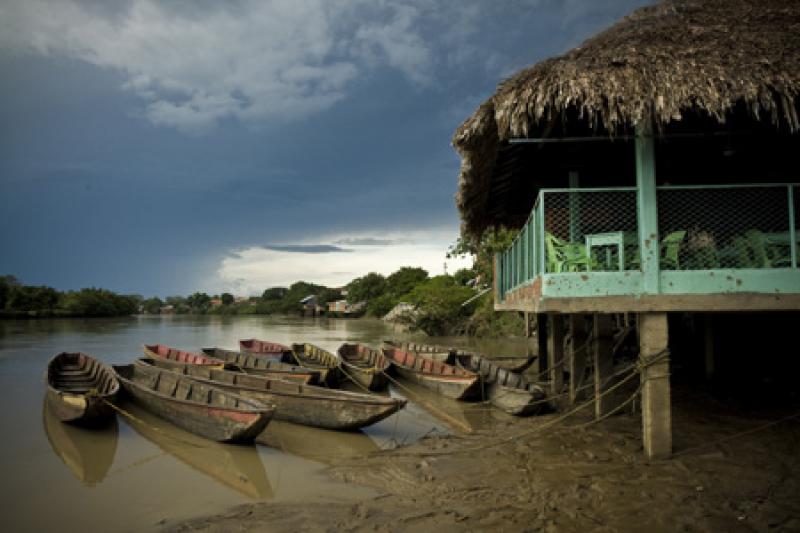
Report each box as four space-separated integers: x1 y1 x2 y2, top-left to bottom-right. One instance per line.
235 296 248 304
328 300 366 315
159 305 175 315
328 299 348 313
209 298 223 307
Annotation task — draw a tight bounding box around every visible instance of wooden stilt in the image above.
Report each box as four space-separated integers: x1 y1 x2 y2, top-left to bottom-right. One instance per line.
639 312 672 460
704 313 715 381
548 315 565 403
536 313 549 378
593 314 615 419
569 314 589 404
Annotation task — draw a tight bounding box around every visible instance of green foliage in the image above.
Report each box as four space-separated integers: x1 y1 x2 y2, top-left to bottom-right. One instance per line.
186 292 211 312
365 293 397 317
221 292 235 305
261 287 288 301
0 275 20 309
452 267 476 286
142 297 163 314
402 275 476 336
58 288 138 317
448 226 517 288
463 292 525 337
317 287 344 304
346 273 386 303
385 267 428 297
6 285 60 313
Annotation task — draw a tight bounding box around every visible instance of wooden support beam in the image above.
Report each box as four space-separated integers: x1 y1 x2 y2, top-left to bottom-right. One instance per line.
593 314 615 419
569 314 589 404
704 313 715 381
548 315 565 402
639 312 672 460
536 313 549 378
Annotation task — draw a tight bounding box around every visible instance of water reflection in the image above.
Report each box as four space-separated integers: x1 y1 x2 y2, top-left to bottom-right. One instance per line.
119 401 273 500
42 398 118 486
389 380 515 434
258 421 380 465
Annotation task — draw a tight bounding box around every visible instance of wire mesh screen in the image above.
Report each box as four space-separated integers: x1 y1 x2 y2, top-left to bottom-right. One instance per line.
541 190 638 273
657 185 793 270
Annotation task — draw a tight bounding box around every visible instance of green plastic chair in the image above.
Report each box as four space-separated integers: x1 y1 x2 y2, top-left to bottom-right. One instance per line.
660 231 687 270
626 231 686 270
544 233 594 273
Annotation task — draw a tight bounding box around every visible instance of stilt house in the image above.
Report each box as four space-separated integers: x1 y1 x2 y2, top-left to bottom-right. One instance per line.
453 0 799 458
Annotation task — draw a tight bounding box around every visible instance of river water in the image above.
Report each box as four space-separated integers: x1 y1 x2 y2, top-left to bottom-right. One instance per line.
0 315 531 532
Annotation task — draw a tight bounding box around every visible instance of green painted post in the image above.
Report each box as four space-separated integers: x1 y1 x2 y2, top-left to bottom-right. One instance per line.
538 194 547 273
635 123 660 294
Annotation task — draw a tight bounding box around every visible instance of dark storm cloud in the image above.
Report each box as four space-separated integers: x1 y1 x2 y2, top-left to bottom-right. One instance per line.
0 0 654 295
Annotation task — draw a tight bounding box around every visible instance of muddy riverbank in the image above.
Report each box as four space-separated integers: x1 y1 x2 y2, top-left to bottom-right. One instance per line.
170 385 800 533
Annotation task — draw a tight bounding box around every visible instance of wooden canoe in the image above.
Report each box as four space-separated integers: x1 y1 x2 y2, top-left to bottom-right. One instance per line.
202 347 320 385
45 352 119 425
138 358 406 430
143 343 225 369
382 347 480 400
239 339 292 360
289 343 342 387
336 343 391 391
382 340 454 363
113 363 274 442
455 353 546 416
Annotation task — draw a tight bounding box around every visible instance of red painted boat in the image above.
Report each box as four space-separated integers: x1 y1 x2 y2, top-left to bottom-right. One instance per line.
143 344 225 369
239 339 291 360
382 347 480 400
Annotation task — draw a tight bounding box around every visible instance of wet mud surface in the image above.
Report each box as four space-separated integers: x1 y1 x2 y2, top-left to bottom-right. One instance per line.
171 387 800 533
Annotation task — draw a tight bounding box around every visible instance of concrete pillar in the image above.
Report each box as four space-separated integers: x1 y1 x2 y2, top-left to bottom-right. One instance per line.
548 315 565 401
704 313 715 381
593 314 615 418
569 314 589 404
639 312 672 460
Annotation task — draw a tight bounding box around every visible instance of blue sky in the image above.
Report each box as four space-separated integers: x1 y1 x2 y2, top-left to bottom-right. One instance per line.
0 0 651 297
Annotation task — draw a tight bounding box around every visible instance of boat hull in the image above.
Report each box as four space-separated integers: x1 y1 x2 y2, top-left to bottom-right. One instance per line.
337 343 392 391
138 359 404 430
455 354 545 415
114 364 274 442
393 365 479 400
202 348 320 385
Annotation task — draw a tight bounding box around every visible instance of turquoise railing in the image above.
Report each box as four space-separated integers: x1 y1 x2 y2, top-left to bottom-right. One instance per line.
496 183 800 302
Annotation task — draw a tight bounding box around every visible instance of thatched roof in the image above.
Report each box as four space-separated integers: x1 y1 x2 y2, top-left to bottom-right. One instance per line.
454 0 800 237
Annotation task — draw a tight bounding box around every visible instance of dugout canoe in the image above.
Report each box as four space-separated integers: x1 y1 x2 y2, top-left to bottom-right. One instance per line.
45 352 119 425
289 343 342 387
382 340 454 363
137 358 405 430
113 363 274 442
453 351 537 374
382 347 480 400
454 353 546 416
336 343 391 391
143 344 225 369
239 339 292 360
202 347 320 385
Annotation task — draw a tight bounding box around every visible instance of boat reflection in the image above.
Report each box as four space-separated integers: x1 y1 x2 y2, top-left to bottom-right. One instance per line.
120 401 273 500
257 420 380 464
42 397 118 486
387 379 514 434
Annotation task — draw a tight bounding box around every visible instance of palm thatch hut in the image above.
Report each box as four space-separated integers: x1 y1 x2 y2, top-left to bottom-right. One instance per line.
453 0 800 459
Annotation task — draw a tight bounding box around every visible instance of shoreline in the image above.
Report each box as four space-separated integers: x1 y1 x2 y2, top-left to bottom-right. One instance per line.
167 384 800 532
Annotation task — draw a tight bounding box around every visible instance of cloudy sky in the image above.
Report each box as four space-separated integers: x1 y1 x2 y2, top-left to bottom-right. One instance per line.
0 0 650 297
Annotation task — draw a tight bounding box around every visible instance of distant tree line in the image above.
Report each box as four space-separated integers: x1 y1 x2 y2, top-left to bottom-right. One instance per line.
0 275 140 318
1 230 524 336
